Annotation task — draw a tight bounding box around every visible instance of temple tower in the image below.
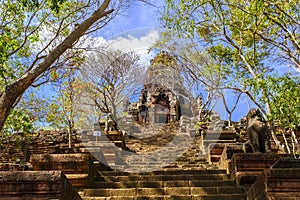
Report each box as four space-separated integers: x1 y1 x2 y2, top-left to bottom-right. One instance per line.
128 51 192 124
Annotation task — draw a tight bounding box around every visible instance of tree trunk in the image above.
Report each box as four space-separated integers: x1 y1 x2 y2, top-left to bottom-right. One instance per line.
68 120 72 149
268 121 285 153
0 0 113 131
111 98 117 120
291 129 299 157
228 112 232 127
282 132 290 154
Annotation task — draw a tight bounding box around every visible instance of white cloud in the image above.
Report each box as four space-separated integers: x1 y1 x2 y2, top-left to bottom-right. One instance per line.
105 29 160 53
89 28 161 67
92 36 107 46
87 28 160 52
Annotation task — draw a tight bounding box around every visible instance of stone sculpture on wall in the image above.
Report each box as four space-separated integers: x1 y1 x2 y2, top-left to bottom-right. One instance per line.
104 113 117 132
246 108 271 153
169 96 178 122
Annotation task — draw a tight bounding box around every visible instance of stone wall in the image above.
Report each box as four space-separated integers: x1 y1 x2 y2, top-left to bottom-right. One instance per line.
0 171 82 200
30 153 95 188
247 158 300 199
218 144 244 172
0 130 84 166
229 153 293 187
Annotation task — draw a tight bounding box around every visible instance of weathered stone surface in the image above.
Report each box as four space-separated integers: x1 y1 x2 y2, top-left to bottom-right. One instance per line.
218 144 244 172
30 153 95 187
246 108 271 153
229 153 292 186
271 157 300 168
0 130 84 165
30 153 89 163
247 167 300 200
1 90 299 200
165 187 190 195
0 171 81 200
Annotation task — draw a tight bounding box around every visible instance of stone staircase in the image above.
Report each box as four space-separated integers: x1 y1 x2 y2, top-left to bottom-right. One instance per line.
1 115 300 200
81 169 246 200
79 120 247 200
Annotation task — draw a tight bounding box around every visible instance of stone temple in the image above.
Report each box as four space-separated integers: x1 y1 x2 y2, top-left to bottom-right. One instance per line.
0 52 300 200
127 51 193 124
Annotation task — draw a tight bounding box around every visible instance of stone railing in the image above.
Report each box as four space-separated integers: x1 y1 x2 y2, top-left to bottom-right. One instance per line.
0 171 82 200
30 153 95 188
247 158 300 199
228 153 293 187
218 143 244 173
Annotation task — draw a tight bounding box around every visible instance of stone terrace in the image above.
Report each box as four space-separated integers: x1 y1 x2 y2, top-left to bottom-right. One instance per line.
0 117 300 199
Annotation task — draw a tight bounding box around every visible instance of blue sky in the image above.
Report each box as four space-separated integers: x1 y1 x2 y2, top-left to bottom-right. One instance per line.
101 1 164 39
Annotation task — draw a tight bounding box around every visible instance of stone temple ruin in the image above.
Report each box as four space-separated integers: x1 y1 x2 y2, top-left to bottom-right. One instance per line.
126 51 192 125
0 51 300 200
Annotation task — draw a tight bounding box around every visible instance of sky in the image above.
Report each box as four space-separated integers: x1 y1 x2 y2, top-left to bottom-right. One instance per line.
90 1 165 63
101 1 163 38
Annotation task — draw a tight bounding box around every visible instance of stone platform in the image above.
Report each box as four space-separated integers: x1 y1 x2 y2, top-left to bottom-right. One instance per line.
30 153 95 188
0 171 81 200
247 158 300 199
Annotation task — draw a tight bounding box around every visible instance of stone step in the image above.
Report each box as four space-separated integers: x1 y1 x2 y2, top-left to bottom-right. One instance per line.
160 167 217 171
189 180 236 187
94 179 235 188
93 179 236 188
194 194 247 200
209 155 221 163
118 156 204 162
82 194 246 200
175 164 209 168
95 174 229 182
65 173 91 187
84 185 244 197
175 158 207 162
113 167 215 173
203 140 237 147
173 163 210 167
173 159 208 163
98 169 227 176
113 163 210 168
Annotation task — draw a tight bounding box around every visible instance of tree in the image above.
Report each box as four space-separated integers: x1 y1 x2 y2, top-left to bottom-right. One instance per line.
2 109 34 136
163 0 300 71
0 0 118 132
162 0 300 152
161 0 300 150
80 50 143 121
266 75 300 130
219 90 243 127
1 89 50 136
46 66 84 148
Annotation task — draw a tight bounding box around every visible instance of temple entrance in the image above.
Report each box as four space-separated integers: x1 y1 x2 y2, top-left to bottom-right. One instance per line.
128 85 181 124
153 95 170 123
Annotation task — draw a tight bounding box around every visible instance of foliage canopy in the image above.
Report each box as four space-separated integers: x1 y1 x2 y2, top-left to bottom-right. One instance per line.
161 0 300 129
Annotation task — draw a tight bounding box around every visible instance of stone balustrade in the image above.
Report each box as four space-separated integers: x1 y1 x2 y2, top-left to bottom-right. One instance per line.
247 158 300 199
30 153 95 188
0 171 82 200
229 153 293 187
